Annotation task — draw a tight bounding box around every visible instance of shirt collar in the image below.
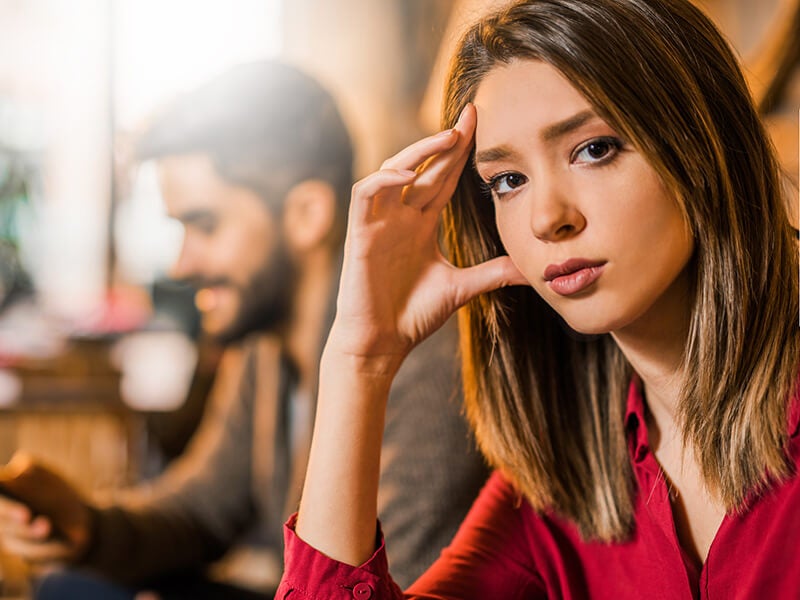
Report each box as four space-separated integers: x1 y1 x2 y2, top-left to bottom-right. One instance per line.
624 375 649 463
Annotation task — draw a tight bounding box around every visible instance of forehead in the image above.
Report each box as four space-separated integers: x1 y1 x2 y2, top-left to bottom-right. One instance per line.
473 59 595 150
158 153 266 216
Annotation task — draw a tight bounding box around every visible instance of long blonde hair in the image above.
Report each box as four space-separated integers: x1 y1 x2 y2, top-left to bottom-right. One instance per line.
441 0 800 541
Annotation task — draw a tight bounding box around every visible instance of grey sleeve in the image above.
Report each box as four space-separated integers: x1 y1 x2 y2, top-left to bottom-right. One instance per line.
378 318 489 588
79 343 259 585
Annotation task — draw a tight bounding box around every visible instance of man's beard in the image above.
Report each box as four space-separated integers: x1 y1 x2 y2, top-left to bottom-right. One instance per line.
196 242 297 345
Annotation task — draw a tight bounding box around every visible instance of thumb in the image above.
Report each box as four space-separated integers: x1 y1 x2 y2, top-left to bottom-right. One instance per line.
1 451 35 478
455 255 528 305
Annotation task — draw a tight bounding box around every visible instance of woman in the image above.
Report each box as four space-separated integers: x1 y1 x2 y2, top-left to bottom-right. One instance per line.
279 0 800 597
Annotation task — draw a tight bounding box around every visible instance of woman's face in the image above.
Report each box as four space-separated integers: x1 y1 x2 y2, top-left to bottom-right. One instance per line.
473 59 694 335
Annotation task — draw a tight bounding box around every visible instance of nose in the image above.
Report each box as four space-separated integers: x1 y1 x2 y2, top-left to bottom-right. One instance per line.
169 238 200 281
528 178 585 242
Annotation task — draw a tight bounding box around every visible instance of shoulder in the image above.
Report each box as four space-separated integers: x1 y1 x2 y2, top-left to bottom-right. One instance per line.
437 471 541 576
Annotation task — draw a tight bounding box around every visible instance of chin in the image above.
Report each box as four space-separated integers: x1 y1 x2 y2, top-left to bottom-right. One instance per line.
544 286 641 337
557 307 630 337
201 312 236 340
562 320 613 337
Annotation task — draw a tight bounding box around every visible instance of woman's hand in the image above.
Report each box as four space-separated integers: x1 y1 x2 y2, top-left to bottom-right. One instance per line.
329 104 525 374
293 106 525 569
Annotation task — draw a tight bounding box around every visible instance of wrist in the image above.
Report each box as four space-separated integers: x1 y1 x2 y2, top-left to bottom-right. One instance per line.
322 327 408 384
319 344 401 394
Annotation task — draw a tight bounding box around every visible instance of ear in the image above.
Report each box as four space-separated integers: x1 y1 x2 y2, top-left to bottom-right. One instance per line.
282 179 337 253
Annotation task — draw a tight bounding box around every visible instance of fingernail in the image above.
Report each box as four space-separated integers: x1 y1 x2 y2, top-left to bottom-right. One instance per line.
435 128 455 138
398 169 417 177
456 103 471 125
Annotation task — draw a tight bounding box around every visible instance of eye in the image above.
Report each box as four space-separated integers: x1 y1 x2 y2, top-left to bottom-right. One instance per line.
572 137 623 165
183 215 218 236
196 220 218 236
484 172 528 200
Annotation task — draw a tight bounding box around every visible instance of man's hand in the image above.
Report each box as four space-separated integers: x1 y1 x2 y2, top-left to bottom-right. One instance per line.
0 452 92 566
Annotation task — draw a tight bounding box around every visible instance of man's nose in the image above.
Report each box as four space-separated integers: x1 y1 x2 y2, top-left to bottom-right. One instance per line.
169 242 200 281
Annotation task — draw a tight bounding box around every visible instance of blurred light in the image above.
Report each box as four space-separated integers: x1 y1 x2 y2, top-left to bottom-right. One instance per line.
112 330 197 411
33 0 112 323
114 161 184 285
113 0 283 131
0 369 21 407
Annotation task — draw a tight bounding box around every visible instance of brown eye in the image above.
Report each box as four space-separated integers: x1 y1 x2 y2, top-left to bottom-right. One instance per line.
503 173 526 189
573 137 623 165
586 141 611 159
487 171 528 199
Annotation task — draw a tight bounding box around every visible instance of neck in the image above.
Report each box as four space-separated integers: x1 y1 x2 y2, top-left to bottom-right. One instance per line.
611 269 691 450
284 247 336 391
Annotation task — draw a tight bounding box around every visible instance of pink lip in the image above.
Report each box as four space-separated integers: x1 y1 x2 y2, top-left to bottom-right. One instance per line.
544 258 606 296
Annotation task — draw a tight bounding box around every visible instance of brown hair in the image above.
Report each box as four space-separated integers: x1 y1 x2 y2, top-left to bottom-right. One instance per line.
441 0 800 541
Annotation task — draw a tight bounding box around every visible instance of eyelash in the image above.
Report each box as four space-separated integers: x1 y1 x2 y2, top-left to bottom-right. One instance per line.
480 136 625 201
571 136 623 165
481 172 526 201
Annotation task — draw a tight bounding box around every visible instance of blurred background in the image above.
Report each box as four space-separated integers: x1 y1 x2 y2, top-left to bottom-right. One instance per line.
0 0 795 594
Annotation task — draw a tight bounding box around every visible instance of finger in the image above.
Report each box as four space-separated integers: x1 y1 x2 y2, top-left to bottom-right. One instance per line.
404 104 476 211
380 128 459 172
135 592 162 600
0 495 32 525
424 104 477 214
2 536 74 563
5 450 34 474
402 137 471 210
453 255 528 307
0 514 51 542
349 169 417 222
423 104 478 215
28 515 52 539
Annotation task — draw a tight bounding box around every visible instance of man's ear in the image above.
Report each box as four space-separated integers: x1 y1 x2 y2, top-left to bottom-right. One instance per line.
282 179 337 252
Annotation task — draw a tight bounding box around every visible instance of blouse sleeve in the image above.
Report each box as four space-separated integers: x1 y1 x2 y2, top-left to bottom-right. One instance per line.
277 472 546 600
276 514 404 600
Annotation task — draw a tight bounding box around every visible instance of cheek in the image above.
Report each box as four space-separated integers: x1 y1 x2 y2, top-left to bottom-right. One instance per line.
629 194 691 267
495 234 530 289
494 204 536 275
222 221 274 272
494 206 561 308
603 170 688 255
606 190 694 315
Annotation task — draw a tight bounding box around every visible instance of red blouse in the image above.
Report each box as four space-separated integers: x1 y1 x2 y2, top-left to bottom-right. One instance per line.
278 380 800 599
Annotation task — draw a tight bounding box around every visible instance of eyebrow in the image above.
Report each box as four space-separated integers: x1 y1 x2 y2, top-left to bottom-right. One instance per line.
475 109 597 165
541 109 596 142
173 209 217 225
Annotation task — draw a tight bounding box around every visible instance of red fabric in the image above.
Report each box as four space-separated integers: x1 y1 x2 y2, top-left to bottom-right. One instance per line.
278 380 800 599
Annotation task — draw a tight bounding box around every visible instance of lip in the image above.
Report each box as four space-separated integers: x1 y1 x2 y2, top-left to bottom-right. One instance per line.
544 258 606 296
195 286 233 312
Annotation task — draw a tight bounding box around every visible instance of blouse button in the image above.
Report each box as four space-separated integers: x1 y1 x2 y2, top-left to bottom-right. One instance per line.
353 582 373 598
